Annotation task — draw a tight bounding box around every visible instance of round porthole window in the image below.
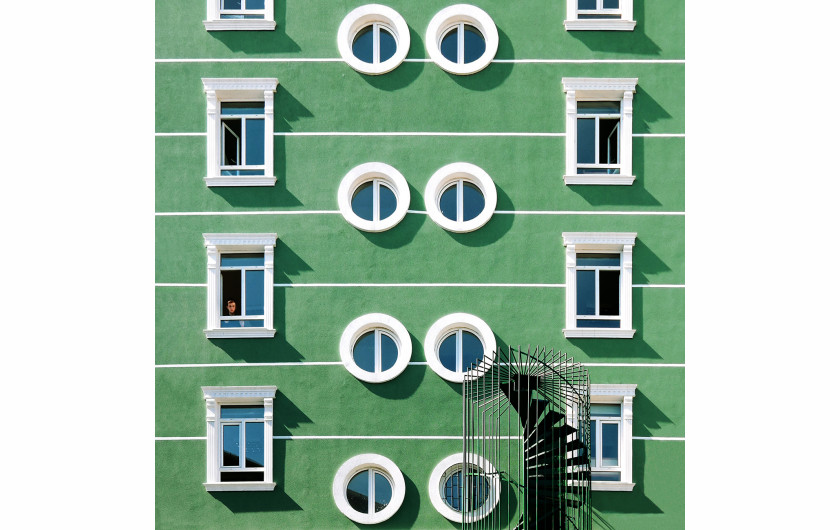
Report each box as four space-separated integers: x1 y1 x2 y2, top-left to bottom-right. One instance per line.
426 5 498 75
424 313 496 383
429 453 500 523
338 5 410 75
424 162 497 233
338 162 410 232
340 313 412 383
333 454 406 524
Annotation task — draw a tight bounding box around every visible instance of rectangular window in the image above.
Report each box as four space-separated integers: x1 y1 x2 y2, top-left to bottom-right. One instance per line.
221 102 265 176
220 253 265 328
576 102 620 174
575 253 621 328
590 403 622 481
587 384 636 491
220 0 266 20
220 405 266 481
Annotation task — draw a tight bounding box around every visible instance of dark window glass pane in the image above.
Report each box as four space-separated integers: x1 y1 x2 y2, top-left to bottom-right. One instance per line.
600 118 619 165
578 13 621 19
352 26 374 63
599 270 620 316
577 319 620 328
221 269 242 314
461 331 484 372
441 28 459 63
378 183 397 220
439 183 458 221
380 333 398 372
222 119 241 166
604 0 620 9
444 470 462 510
592 471 621 481
347 471 370 513
577 118 596 164
578 0 596 9
577 101 620 114
248 0 265 9
221 254 264 267
463 25 486 63
590 420 597 466
602 423 619 466
245 270 264 316
576 254 620 267
245 422 264 467
577 167 610 174
243 319 264 327
461 182 485 222
221 169 265 176
221 102 264 115
576 270 596 315
591 404 621 417
466 473 490 511
222 424 240 466
222 0 242 10
439 333 458 372
245 118 265 166
351 182 375 221
221 471 264 482
373 472 392 512
379 28 397 62
353 331 376 373
221 406 264 419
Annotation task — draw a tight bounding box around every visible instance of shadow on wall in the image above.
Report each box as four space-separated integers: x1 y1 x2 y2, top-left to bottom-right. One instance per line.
592 442 663 516
208 0 300 54
351 474 422 529
445 185 515 247
567 0 662 56
359 26 426 91
630 389 673 437
449 26 515 91
360 362 427 400
570 139 663 208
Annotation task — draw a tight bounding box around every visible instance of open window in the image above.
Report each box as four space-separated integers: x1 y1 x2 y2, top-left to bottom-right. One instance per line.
565 0 636 31
562 78 637 185
562 232 636 338
203 233 277 338
202 78 277 187
202 386 277 491
589 384 636 491
204 0 276 31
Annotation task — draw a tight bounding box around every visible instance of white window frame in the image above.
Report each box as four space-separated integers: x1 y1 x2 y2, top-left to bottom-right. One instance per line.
562 232 636 338
337 5 411 75
428 453 500 523
204 0 276 31
202 78 277 187
424 162 497 233
337 162 410 232
589 384 636 491
332 453 406 524
425 4 499 75
203 233 277 338
424 313 496 383
339 313 412 383
565 0 636 31
562 77 637 186
202 386 277 492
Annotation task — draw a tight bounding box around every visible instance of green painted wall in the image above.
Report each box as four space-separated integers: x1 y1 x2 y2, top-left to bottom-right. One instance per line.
156 0 685 528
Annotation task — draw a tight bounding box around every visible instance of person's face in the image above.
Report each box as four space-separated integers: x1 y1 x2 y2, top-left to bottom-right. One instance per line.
226 301 236 314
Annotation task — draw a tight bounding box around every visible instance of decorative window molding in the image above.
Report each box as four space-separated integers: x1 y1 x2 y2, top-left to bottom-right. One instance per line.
202 78 278 187
562 232 636 338
564 0 636 31
332 453 406 524
424 313 496 383
202 385 277 491
425 4 499 75
337 162 410 232
203 233 277 338
589 384 636 491
428 453 500 523
562 77 637 186
337 5 410 75
424 162 497 233
339 313 412 383
204 0 276 31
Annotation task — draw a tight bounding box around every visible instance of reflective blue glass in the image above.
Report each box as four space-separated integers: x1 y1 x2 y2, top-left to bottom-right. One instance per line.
222 0 242 10
221 254 264 267
444 470 463 510
577 168 610 174
439 333 458 372
243 319 264 327
441 28 458 62
379 29 397 62
602 423 619 466
576 254 620 267
221 406 264 419
579 14 620 19
221 102 264 115
249 0 265 9
245 118 265 165
351 182 375 221
590 420 597 466
347 471 370 513
444 469 489 511
591 404 621 417
245 270 264 316
244 422 264 467
373 472 392 512
604 0 620 9
592 471 621 481
577 319 620 328
221 169 265 176
577 118 596 164
353 331 377 373
380 333 398 372
576 270 596 315
352 26 375 63
379 183 397 219
462 182 485 222
577 101 620 114
578 0 596 9
222 424 240 466
461 331 483 372
462 26 485 63
439 184 458 221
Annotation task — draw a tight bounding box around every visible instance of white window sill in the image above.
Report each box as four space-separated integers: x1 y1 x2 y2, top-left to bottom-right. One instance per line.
564 174 635 186
204 175 277 187
203 20 277 31
204 481 276 492
563 328 635 339
564 20 636 31
592 481 635 492
205 328 276 339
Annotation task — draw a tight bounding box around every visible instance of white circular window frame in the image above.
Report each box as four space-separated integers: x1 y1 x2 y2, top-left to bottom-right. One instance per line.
337 4 411 75
340 313 412 383
333 453 406 525
425 4 499 75
428 453 500 523
424 312 496 383
338 162 411 232
424 162 497 233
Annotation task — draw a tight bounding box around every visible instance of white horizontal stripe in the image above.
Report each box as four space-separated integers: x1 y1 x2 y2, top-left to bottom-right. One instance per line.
156 57 684 65
154 435 684 441
154 282 684 289
155 436 205 441
154 131 684 138
632 436 685 441
491 211 685 216
155 132 205 137
156 361 683 368
155 210 340 216
633 133 686 137
155 210 684 217
582 363 685 368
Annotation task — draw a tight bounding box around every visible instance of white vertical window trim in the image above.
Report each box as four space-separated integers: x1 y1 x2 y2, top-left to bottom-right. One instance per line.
204 0 276 31
590 384 636 492
565 0 636 31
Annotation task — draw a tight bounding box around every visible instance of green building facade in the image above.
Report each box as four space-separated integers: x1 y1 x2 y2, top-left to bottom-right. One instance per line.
155 1 685 528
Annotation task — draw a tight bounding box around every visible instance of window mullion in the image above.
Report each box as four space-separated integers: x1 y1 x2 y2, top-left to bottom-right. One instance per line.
594 268 600 316
373 180 381 223
239 420 246 470
458 24 464 64
368 470 375 514
375 329 382 373
594 116 600 165
457 180 463 222
240 266 247 316
456 330 463 373
373 24 381 65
